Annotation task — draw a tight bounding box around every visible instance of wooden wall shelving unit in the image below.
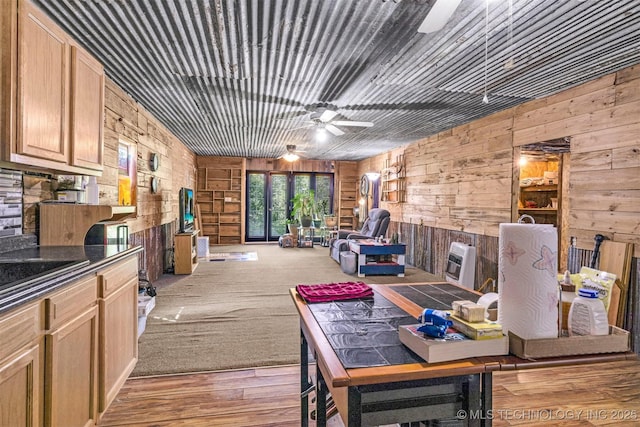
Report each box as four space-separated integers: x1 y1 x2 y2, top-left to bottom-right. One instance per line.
381 154 405 203
338 176 358 229
518 184 558 226
196 157 245 245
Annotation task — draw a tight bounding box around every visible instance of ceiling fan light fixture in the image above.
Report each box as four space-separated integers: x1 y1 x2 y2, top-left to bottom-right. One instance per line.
283 152 299 162
316 128 328 142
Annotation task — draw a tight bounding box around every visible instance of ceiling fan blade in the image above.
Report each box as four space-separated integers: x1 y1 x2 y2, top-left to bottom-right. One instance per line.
319 109 338 122
418 0 462 34
325 124 345 136
332 120 373 127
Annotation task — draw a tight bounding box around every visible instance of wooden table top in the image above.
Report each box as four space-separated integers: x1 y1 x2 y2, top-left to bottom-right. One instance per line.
290 282 636 389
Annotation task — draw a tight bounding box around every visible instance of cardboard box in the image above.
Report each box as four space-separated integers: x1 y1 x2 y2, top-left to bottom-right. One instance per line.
508 326 629 359
138 295 156 317
399 325 509 363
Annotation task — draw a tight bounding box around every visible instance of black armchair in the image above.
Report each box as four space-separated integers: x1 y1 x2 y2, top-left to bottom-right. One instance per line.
336 208 391 240
330 208 390 263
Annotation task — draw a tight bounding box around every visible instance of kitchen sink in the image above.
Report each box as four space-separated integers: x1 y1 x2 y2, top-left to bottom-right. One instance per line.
0 259 90 290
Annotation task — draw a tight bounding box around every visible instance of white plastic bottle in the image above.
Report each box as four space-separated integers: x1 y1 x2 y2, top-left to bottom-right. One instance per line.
568 288 609 336
86 176 99 205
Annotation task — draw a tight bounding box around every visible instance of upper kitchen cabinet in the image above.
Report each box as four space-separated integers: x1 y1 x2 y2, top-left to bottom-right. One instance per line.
0 0 104 175
69 43 105 170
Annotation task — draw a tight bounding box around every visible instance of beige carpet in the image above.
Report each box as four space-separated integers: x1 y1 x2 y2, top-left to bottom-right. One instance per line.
132 243 442 377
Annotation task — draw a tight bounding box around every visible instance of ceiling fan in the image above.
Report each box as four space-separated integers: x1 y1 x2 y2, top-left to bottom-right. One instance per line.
289 107 374 137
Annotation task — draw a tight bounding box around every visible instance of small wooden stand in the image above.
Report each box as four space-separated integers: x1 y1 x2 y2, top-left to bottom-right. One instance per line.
174 230 200 274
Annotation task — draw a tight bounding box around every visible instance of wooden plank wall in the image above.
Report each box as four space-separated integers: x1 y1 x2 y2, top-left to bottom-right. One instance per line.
359 64 640 290
513 66 640 257
99 79 197 280
103 78 197 235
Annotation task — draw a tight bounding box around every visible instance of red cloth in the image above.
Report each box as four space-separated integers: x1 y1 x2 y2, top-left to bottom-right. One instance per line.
296 282 373 303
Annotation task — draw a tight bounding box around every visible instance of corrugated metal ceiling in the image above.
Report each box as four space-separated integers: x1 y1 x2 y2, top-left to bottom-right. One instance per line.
32 0 640 160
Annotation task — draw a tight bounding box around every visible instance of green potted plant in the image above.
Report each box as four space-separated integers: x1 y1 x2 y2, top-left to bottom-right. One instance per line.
286 218 299 240
291 190 315 227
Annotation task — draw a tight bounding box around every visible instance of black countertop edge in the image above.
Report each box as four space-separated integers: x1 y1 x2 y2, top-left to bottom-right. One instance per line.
0 245 143 315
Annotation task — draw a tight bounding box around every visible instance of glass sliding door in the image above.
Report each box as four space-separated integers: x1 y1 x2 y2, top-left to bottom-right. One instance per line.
247 173 267 240
246 171 334 242
269 174 288 239
247 172 289 242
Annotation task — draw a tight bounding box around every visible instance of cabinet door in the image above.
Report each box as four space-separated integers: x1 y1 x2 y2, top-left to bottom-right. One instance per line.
70 44 104 171
17 1 69 163
45 305 98 427
0 344 42 427
98 277 138 414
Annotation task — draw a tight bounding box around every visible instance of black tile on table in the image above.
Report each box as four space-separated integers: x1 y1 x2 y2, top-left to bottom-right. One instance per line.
413 284 480 302
335 347 389 368
412 284 478 306
341 309 376 321
378 345 425 365
327 333 376 349
371 293 399 308
387 317 418 328
334 299 375 310
370 307 411 319
318 321 357 334
393 287 450 310
352 320 396 333
310 310 350 322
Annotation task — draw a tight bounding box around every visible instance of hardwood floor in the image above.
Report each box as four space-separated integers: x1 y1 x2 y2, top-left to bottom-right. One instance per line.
98 360 640 427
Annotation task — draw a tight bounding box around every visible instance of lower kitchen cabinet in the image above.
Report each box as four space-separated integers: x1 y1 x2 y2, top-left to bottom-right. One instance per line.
0 252 139 426
44 305 98 427
97 256 139 415
43 273 98 427
0 301 43 427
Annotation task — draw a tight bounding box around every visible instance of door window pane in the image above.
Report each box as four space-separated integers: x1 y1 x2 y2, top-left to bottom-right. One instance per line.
270 174 288 237
247 173 265 239
315 174 332 215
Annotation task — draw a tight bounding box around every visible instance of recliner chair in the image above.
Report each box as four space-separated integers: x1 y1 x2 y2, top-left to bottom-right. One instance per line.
330 208 390 263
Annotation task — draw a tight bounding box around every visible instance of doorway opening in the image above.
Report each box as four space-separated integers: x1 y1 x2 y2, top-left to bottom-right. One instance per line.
516 137 571 266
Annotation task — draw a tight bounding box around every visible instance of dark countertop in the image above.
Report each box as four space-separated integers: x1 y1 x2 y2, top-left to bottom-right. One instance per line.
0 244 143 315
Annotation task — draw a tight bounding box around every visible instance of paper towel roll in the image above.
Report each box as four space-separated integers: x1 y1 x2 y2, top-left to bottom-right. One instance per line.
498 223 558 339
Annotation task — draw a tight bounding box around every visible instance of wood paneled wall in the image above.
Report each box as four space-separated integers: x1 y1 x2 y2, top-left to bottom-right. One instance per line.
102 79 197 235
99 79 197 280
360 64 639 288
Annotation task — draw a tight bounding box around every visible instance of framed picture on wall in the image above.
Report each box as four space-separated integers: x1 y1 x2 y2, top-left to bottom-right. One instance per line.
118 144 130 175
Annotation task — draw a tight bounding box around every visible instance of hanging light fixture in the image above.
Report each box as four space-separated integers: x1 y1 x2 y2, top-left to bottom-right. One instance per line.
316 127 328 142
282 144 300 162
283 152 299 162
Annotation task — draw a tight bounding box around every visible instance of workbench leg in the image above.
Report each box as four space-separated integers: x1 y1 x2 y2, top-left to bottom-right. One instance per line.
316 365 327 427
300 328 312 427
347 387 362 427
481 373 492 427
